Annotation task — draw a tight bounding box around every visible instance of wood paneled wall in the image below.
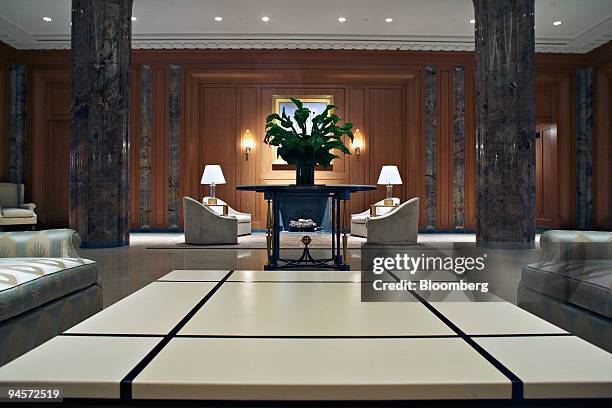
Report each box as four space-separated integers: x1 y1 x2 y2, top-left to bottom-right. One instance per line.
1 46 610 231
181 67 422 229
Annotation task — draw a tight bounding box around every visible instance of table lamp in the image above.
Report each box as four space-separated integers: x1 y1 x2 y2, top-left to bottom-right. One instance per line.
201 165 226 204
377 165 402 205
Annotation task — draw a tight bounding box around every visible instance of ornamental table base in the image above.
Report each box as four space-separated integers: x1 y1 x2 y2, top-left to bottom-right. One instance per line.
237 184 376 270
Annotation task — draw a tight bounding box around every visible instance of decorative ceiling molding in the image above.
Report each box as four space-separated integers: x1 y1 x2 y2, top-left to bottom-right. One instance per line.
2 36 608 54
0 17 610 54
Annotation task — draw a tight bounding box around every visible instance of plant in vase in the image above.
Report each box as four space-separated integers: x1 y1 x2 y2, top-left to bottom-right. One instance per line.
264 98 354 185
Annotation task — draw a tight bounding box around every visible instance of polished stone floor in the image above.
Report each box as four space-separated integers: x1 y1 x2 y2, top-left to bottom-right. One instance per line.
80 232 541 308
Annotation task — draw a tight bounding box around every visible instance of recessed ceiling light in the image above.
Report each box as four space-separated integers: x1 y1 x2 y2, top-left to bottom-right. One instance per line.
261 16 270 22
385 17 394 23
42 16 52 22
338 17 347 23
214 16 223 22
469 19 476 24
553 20 562 26
131 16 137 21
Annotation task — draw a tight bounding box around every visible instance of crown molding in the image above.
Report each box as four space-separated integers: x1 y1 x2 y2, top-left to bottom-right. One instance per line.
1 18 610 54
1 36 605 54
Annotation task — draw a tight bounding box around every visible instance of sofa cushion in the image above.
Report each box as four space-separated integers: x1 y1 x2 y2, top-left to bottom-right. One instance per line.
351 215 368 224
233 214 251 223
0 258 98 321
521 260 611 319
1 208 34 218
0 183 19 208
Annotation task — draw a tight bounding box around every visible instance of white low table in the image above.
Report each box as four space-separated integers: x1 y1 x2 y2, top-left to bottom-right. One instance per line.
0 269 610 402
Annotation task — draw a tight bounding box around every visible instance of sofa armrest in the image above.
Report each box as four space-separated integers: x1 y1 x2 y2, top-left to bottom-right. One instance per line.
367 198 419 244
540 230 612 262
0 229 81 258
20 203 36 211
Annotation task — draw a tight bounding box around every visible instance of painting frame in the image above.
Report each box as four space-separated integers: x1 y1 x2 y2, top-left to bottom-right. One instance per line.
270 95 334 168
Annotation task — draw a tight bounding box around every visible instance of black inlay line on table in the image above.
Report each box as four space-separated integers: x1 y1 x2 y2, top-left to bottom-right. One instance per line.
470 333 573 338
60 333 164 338
157 280 379 284
120 270 235 400
386 271 524 401
174 334 461 339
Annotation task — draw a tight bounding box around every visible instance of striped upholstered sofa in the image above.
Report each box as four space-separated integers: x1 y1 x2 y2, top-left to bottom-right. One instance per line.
518 230 612 352
0 229 102 366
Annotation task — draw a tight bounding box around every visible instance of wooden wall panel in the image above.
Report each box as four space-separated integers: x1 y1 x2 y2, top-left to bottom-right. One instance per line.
347 87 367 215
199 86 238 207
16 48 605 232
46 121 70 227
237 87 261 225
535 124 559 227
28 69 70 228
369 88 404 203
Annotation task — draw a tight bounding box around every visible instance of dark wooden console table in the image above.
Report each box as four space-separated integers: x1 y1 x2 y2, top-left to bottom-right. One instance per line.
236 184 376 270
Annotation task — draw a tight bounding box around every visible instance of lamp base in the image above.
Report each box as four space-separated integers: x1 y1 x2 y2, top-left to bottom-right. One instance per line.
383 198 394 206
385 184 393 200
207 197 218 205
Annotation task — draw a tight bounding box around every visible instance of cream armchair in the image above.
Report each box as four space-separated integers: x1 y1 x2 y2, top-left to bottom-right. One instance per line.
202 196 251 236
183 197 238 245
0 183 37 229
367 198 419 245
350 197 400 238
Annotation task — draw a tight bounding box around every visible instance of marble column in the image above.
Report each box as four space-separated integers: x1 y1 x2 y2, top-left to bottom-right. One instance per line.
70 0 132 248
139 65 152 231
473 0 536 247
168 65 182 231
424 66 437 230
452 67 465 230
8 65 26 184
575 67 593 230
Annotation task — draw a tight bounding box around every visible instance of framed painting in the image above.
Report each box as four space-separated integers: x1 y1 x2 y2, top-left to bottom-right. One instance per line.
271 95 334 169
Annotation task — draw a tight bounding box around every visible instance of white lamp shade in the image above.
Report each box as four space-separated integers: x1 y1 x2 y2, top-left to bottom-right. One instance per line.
201 165 226 185
377 165 402 185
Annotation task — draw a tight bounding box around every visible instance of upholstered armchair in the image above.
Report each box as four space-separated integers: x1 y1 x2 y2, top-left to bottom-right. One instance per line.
350 197 400 238
183 197 245 245
0 183 37 229
367 198 419 244
202 196 251 236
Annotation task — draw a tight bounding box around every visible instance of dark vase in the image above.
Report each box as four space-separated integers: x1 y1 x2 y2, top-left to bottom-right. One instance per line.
295 162 315 185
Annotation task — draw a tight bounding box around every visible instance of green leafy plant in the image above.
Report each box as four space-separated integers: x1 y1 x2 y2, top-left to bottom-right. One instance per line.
264 98 354 167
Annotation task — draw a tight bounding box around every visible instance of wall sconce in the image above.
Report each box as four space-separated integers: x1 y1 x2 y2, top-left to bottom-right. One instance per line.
353 129 363 156
243 129 255 160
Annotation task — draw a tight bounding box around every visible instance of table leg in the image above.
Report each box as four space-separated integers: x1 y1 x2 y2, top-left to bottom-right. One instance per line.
331 195 335 261
336 194 341 265
342 198 348 265
266 198 272 264
272 192 280 268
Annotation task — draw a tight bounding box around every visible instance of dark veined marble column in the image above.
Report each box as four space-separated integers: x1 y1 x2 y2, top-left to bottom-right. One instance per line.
473 0 536 247
424 66 437 230
8 65 26 184
168 65 182 231
70 0 133 248
576 67 593 230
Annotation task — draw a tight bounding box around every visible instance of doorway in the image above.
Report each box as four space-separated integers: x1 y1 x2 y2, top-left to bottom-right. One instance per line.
535 123 559 228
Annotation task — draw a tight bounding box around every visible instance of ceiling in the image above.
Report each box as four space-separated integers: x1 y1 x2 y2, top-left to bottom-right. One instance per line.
0 0 610 52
